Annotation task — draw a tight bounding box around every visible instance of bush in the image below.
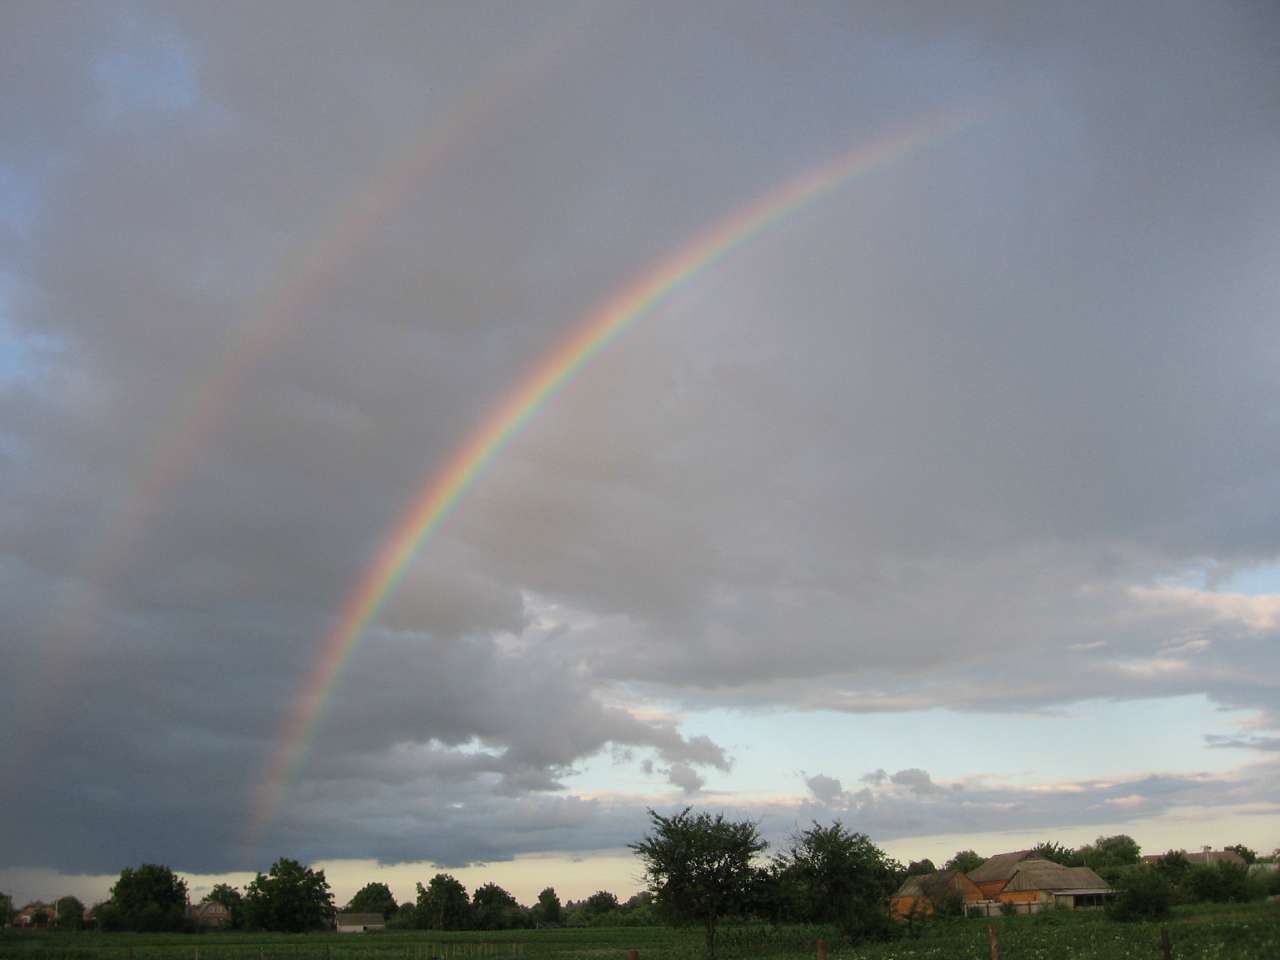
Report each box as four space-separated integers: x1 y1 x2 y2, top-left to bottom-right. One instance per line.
1186 863 1251 904
1110 869 1172 921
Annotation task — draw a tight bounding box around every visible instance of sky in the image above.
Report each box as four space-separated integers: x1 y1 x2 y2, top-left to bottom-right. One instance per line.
2 0 1279 909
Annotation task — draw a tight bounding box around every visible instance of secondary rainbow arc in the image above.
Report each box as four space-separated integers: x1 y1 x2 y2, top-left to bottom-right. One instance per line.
247 107 981 847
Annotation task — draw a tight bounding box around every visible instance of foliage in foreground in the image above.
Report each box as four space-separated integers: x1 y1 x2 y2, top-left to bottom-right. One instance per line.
2 904 1279 960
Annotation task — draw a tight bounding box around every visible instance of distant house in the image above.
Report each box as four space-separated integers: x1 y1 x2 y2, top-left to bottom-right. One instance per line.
189 900 233 929
14 902 55 927
995 859 1113 912
335 912 385 933
890 870 984 917
967 850 1034 899
1141 847 1247 867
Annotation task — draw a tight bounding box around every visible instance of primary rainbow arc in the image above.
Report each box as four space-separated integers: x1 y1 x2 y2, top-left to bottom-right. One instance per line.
247 107 979 846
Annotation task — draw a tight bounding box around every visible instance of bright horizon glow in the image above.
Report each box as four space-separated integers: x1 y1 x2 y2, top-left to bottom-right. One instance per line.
5 798 1275 909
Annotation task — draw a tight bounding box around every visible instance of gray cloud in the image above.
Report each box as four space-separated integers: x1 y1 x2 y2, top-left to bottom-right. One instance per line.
890 769 945 796
2 0 1279 875
666 764 706 795
1205 735 1280 753
805 773 844 806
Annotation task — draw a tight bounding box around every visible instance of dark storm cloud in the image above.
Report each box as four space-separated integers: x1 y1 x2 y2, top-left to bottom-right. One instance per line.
2 0 1279 874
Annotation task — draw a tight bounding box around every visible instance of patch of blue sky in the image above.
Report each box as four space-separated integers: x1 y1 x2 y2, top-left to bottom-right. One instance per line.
1214 564 1280 596
562 695 1253 798
0 279 58 386
93 22 197 122
0 164 41 234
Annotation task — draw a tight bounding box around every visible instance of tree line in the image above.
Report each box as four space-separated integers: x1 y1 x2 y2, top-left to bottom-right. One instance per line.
6 815 1275 949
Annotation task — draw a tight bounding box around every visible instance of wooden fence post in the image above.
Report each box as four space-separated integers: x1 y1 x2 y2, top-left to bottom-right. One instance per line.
628 950 639 960
1160 927 1173 960
987 924 1001 960
816 938 827 960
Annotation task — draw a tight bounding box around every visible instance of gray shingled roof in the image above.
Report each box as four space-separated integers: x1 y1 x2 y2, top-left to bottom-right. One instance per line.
968 850 1033 883
1001 859 1111 893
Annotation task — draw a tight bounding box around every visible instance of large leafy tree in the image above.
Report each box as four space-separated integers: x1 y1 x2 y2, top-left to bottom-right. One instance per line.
532 887 562 926
905 858 936 877
56 896 85 930
774 822 898 942
943 850 985 873
0 893 13 926
242 858 335 932
471 882 526 930
584 890 619 916
1030 842 1082 867
415 874 470 930
1080 834 1141 870
109 863 189 932
630 807 766 958
1225 844 1257 865
348 882 398 920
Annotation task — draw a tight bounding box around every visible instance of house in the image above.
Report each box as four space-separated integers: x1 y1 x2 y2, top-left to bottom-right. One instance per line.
1141 847 1247 867
995 859 1113 913
890 870 985 917
14 902 55 927
335 912 385 933
967 850 1034 899
189 899 233 929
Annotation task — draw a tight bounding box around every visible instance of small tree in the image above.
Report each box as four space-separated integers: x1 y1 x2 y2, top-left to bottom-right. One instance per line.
630 808 766 958
242 858 334 932
348 882 398 920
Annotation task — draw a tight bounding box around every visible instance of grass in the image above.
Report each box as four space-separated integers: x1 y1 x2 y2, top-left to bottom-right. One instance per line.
2 903 1277 960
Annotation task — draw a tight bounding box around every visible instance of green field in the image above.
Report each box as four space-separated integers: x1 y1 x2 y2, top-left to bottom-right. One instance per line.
3 905 1278 960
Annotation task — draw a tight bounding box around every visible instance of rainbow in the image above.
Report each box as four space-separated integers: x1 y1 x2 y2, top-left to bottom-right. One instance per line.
247 106 981 846
12 25 584 771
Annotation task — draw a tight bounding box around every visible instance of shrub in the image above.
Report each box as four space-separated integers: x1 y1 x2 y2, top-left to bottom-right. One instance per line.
1110 868 1172 921
1186 862 1251 903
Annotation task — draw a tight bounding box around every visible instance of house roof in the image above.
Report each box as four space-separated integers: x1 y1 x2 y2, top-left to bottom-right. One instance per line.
192 901 230 915
335 912 386 925
968 850 1033 883
892 870 980 901
1001 859 1111 893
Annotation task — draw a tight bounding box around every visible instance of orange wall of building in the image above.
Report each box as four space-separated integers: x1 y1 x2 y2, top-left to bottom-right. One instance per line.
890 895 928 918
997 889 1042 905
